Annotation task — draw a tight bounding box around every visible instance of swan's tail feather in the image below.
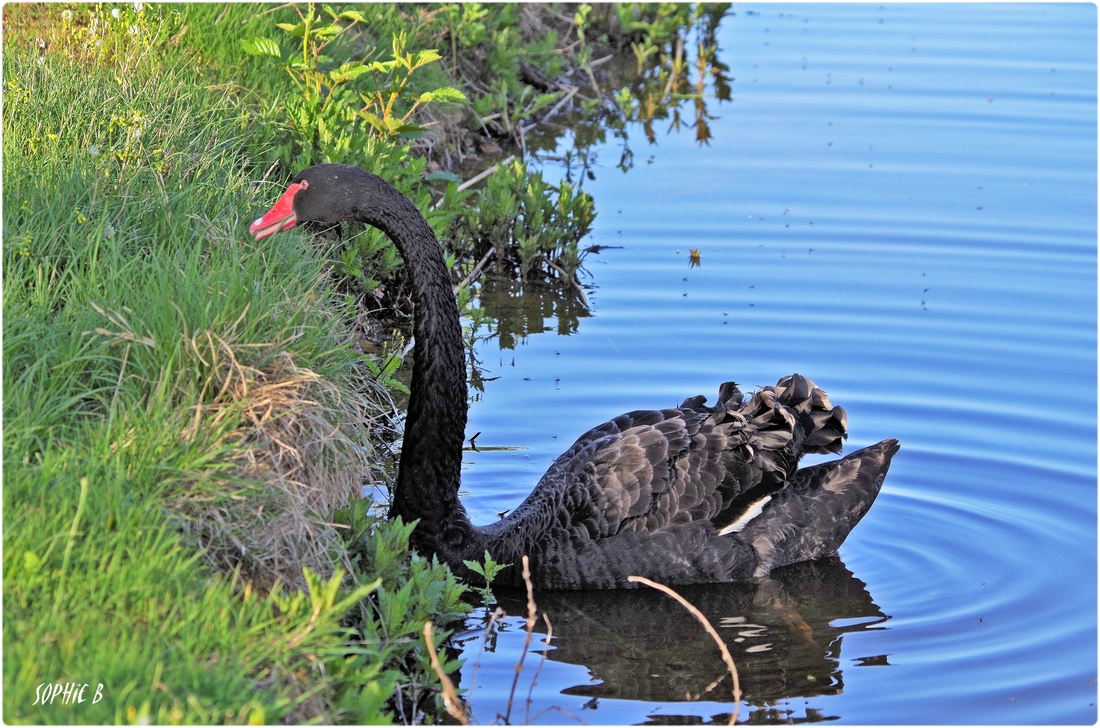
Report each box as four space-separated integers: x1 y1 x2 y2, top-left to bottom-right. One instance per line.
736 438 900 577
703 374 849 479
770 374 848 454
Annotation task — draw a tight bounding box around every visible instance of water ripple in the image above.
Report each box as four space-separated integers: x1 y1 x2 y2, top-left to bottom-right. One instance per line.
460 4 1096 723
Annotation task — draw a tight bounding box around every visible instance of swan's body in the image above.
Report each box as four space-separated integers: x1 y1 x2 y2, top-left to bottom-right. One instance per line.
252 164 898 589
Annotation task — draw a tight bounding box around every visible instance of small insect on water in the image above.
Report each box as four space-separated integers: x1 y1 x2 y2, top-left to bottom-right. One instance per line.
689 248 702 267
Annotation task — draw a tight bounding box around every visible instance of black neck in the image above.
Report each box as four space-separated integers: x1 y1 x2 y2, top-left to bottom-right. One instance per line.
361 177 484 561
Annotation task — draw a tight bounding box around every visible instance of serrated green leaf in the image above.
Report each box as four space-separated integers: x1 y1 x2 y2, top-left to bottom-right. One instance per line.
240 37 281 58
275 21 304 36
364 60 397 74
531 92 558 111
333 577 382 615
330 63 369 85
356 110 384 128
340 10 367 23
379 352 402 379
378 581 413 635
412 49 442 68
418 87 468 105
462 559 486 577
425 170 462 183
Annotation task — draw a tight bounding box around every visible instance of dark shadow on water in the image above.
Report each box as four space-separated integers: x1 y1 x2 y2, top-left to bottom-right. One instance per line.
480 556 888 722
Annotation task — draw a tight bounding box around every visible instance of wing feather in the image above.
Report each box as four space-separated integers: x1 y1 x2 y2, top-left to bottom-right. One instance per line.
483 375 856 588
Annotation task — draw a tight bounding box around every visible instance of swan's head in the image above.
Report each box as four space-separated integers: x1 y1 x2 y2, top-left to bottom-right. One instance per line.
251 164 385 240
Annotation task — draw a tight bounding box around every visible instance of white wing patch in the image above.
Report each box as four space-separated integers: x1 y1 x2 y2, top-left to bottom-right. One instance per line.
717 494 773 536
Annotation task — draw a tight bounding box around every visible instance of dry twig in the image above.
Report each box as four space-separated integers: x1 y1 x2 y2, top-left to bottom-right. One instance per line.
455 246 496 293
541 85 579 123
423 621 470 725
546 260 590 308
503 555 538 725
432 155 517 211
525 611 554 724
457 154 516 192
627 575 741 725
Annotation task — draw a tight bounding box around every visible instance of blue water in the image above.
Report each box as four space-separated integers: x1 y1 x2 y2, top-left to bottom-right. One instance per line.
453 5 1097 724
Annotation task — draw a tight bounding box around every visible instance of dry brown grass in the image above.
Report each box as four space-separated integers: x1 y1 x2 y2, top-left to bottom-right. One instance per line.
83 276 392 595
171 322 385 593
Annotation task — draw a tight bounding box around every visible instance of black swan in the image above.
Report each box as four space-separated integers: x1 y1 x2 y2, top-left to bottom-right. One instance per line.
251 164 899 589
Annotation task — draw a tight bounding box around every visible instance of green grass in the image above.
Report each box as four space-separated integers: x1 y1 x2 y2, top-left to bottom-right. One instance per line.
3 5 468 723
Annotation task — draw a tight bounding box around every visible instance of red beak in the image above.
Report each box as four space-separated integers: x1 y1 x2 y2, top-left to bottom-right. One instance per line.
250 181 307 240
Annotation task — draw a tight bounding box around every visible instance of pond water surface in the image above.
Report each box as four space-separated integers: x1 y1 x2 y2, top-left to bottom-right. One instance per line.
449 5 1097 724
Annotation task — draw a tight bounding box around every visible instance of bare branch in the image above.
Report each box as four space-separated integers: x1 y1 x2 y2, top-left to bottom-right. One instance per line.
423 621 470 725
627 575 741 725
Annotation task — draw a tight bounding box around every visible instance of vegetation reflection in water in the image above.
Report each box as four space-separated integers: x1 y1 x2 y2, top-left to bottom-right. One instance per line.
454 558 888 723
373 4 738 417
460 4 734 358
522 3 734 180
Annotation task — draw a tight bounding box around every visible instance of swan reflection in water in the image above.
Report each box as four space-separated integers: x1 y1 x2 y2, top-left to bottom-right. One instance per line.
454 556 889 723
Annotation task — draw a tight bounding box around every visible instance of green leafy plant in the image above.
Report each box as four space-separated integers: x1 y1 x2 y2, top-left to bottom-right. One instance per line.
363 348 409 395
355 33 468 137
462 550 511 605
472 79 559 143
442 3 490 73
456 159 596 283
241 4 468 170
333 501 471 721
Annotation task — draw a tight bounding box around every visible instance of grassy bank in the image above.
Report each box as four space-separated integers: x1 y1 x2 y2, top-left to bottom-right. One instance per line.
3 5 467 723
